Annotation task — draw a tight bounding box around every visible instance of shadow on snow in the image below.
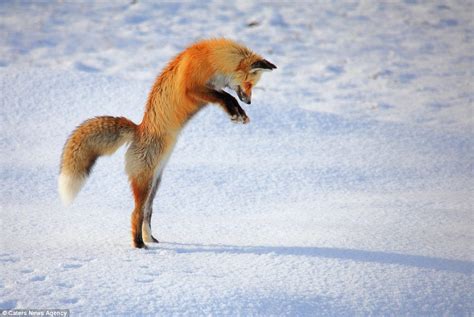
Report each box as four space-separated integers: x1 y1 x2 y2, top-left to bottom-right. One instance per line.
154 242 473 275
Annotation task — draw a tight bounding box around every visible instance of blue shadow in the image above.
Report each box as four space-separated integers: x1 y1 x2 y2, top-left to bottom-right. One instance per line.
156 243 473 275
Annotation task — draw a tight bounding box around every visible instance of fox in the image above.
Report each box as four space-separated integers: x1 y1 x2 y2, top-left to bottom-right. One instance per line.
58 38 276 248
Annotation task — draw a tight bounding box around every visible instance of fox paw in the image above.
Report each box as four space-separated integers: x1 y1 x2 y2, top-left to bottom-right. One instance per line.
133 239 148 249
231 114 250 124
143 235 159 243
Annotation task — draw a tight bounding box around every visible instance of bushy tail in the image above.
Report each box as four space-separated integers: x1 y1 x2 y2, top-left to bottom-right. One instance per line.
58 116 137 205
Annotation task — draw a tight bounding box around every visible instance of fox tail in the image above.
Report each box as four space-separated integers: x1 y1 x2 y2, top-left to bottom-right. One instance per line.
58 116 136 205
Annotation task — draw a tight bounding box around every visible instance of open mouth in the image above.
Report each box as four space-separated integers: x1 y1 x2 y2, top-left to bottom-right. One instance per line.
236 86 251 104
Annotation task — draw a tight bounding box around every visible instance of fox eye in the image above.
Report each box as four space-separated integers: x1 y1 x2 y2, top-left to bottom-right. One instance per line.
244 82 252 90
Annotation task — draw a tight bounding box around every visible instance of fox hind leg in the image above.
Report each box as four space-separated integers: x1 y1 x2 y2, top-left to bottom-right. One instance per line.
130 176 153 248
142 174 161 243
126 134 174 248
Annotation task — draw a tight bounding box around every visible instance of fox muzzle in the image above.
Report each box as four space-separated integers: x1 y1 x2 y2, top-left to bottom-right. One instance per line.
237 86 251 104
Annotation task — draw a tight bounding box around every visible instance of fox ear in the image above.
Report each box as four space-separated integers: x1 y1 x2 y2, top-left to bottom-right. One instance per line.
250 59 277 72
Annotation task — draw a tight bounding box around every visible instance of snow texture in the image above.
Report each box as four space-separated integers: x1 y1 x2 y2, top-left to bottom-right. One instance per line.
1 0 473 315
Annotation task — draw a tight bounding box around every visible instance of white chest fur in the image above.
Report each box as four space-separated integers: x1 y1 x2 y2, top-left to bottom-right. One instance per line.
208 73 232 90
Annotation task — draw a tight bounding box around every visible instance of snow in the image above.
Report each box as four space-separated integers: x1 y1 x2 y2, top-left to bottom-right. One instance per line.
1 0 473 315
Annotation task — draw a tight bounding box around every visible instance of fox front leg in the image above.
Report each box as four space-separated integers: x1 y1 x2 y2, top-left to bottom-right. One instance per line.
189 88 249 124
212 90 249 124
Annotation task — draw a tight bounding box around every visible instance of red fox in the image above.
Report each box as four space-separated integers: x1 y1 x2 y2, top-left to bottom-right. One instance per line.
58 38 276 248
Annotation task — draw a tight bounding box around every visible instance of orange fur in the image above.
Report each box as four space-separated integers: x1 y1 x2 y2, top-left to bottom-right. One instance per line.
58 38 276 248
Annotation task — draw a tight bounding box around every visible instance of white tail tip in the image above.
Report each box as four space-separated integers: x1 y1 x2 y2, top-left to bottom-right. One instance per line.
58 172 85 206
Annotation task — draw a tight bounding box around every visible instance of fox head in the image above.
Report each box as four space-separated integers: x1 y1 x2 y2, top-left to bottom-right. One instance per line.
206 39 277 104
232 57 277 104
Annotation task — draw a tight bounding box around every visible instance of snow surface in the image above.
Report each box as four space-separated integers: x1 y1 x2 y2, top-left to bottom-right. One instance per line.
1 0 473 315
